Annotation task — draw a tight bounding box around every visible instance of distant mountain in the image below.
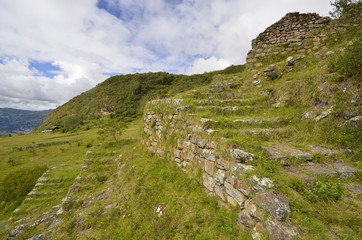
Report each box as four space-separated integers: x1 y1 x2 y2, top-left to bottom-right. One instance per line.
0 108 53 135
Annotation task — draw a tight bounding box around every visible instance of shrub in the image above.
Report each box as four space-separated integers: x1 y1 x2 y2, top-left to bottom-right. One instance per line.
328 39 362 78
329 0 362 23
305 181 343 202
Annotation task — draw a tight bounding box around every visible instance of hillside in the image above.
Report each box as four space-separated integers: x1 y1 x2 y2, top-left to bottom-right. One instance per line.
1 3 361 240
0 108 52 136
39 65 245 131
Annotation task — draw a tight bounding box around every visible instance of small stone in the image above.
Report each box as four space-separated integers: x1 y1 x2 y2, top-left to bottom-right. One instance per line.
203 173 215 192
225 182 246 206
341 116 362 127
249 175 274 192
265 217 299 240
252 222 265 240
204 160 216 176
232 163 255 175
174 149 181 158
154 203 167 217
314 107 333 121
302 111 316 119
244 199 264 220
255 193 291 220
342 110 357 120
214 185 226 201
201 149 216 161
86 150 93 156
214 169 226 184
228 148 255 163
238 209 256 228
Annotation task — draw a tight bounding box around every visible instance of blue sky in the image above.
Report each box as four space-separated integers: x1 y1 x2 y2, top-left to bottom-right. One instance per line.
0 0 332 110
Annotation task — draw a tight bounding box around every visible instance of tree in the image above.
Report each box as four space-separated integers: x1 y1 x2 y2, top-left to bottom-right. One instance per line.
329 0 362 23
98 117 127 143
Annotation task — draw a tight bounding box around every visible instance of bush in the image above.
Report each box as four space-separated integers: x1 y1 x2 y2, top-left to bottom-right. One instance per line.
328 39 362 78
329 0 362 23
305 181 343 202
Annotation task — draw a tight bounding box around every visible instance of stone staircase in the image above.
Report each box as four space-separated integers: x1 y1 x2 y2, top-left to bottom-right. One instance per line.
143 74 361 239
6 161 82 240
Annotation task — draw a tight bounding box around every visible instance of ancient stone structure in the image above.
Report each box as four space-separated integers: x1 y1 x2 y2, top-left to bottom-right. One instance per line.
247 12 331 67
143 99 299 240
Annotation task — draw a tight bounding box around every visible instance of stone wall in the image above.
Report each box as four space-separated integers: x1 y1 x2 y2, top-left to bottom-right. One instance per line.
143 99 299 240
247 12 331 67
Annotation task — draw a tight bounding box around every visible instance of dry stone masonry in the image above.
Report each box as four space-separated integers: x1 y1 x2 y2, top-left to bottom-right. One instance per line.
143 99 298 240
247 12 331 67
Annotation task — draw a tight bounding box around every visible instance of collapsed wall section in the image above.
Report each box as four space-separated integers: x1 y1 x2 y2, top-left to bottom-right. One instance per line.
247 12 331 67
143 99 299 240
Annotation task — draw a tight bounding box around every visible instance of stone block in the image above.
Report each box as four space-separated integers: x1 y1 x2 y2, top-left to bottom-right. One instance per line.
214 169 226 184
205 160 216 176
214 185 226 201
201 149 217 161
203 173 215 192
244 199 265 220
232 163 255 175
225 182 246 206
228 148 255 163
255 193 291 220
238 209 256 228
249 175 274 192
265 217 299 240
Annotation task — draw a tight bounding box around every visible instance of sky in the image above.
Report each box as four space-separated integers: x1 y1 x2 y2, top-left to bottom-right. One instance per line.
0 0 332 110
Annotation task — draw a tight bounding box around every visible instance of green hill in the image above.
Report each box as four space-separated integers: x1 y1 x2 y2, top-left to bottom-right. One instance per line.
39 65 245 132
0 108 52 135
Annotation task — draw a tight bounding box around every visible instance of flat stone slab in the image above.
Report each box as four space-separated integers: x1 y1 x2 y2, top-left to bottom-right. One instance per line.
343 184 362 195
303 162 358 177
308 144 336 156
241 128 287 136
262 147 287 160
332 163 358 177
272 144 313 161
303 163 337 176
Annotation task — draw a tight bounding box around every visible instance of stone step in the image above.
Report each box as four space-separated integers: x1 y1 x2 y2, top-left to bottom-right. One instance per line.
193 105 256 115
194 98 262 107
200 117 289 129
272 144 314 161
189 92 246 100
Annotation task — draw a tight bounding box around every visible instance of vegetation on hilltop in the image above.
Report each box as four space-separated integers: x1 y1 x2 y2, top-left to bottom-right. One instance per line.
39 66 245 132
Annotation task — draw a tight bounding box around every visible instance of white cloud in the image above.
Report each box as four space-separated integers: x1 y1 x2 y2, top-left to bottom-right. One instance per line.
187 57 230 75
0 0 332 110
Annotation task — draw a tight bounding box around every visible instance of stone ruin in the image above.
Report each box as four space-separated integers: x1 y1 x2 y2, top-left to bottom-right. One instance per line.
247 12 331 67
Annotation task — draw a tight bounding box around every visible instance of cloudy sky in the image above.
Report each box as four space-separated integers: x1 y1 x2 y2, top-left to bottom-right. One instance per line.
0 0 332 110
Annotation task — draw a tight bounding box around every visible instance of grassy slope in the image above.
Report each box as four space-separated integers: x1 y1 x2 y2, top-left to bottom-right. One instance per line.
0 120 250 240
171 22 361 240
